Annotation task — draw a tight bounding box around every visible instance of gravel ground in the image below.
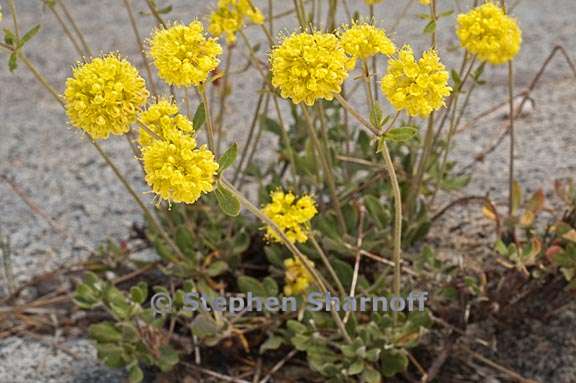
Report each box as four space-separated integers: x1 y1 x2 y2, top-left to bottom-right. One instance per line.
0 0 575 382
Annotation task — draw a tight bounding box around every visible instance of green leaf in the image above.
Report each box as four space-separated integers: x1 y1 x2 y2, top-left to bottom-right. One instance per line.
316 214 341 240
218 143 238 172
175 227 195 257
332 258 354 290
286 319 307 334
382 126 418 143
259 335 284 354
362 366 382 383
261 116 282 136
439 174 471 191
128 364 144 383
193 103 205 130
8 52 17 72
19 25 41 47
206 260 229 277
369 103 384 129
237 275 267 297
423 20 436 34
357 130 371 156
364 195 388 229
3 29 16 46
96 344 127 368
451 69 462 89
347 360 364 375
215 183 240 216
89 322 123 343
263 276 279 296
129 282 148 304
157 345 179 372
495 239 508 256
381 350 408 377
264 245 284 268
190 313 220 338
157 5 173 14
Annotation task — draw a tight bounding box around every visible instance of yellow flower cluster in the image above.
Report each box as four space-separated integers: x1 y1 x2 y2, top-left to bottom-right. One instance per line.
149 21 222 87
64 54 148 140
420 0 431 5
381 45 451 118
456 2 522 65
139 101 219 204
364 0 383 4
339 22 395 60
284 257 314 296
138 99 194 147
262 190 317 243
208 0 264 44
270 32 353 106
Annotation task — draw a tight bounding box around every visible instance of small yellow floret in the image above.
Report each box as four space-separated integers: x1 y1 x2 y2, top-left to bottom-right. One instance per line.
284 257 314 296
262 190 317 243
364 0 383 4
270 31 353 106
141 135 219 204
339 22 395 60
139 99 194 147
456 2 522 65
208 0 264 44
381 45 451 118
149 21 222 87
64 54 148 140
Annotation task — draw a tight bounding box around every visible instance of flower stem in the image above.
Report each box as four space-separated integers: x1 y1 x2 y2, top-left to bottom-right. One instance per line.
507 61 515 219
380 142 403 324
122 0 158 98
335 94 404 324
91 142 185 261
145 0 167 28
44 1 84 57
199 86 216 152
7 0 20 43
233 87 267 184
14 49 185 262
310 234 346 298
57 0 92 56
333 94 379 135
301 106 347 235
219 179 352 343
407 112 434 217
216 45 234 156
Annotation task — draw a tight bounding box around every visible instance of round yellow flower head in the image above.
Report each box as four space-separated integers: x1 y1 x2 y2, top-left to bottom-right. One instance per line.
64 54 148 140
381 45 452 118
149 21 223 87
339 22 395 61
208 0 264 44
270 31 353 106
456 2 522 65
420 0 431 5
139 99 194 147
262 190 317 243
141 135 219 204
284 257 314 296
364 0 383 4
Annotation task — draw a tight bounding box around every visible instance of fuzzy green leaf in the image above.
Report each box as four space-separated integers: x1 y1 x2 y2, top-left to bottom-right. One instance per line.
193 103 205 130
218 143 238 172
215 183 240 216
